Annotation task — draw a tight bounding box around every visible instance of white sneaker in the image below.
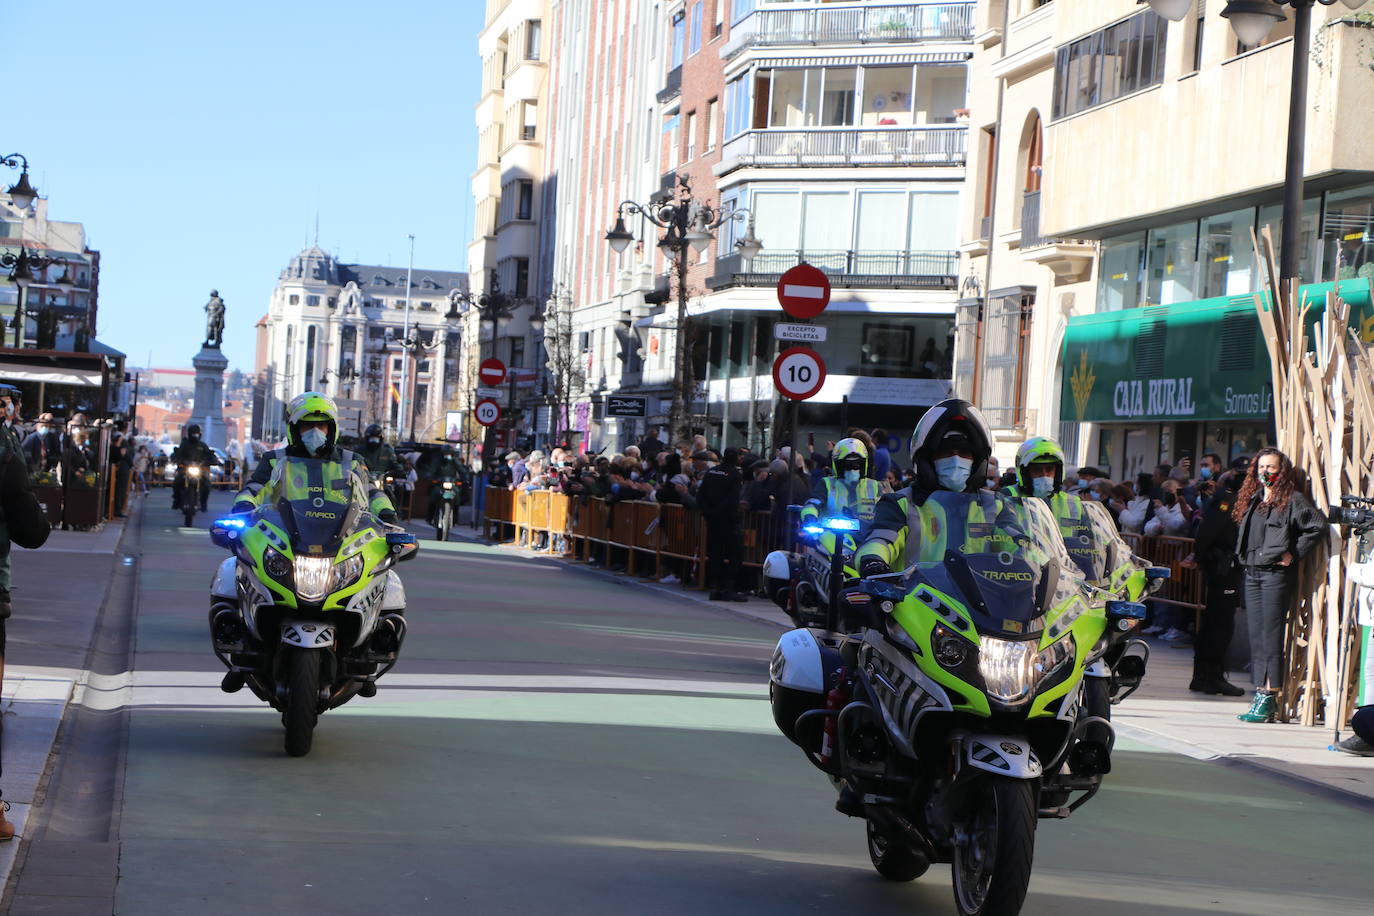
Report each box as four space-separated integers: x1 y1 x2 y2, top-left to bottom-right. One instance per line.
1142 625 1165 636
659 574 680 584
1161 627 1188 641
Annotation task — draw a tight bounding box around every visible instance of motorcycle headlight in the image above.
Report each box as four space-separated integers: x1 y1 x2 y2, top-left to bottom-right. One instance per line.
442 481 454 490
263 545 292 581
332 553 365 592
293 556 333 602
978 638 1038 705
934 627 971 669
188 466 202 477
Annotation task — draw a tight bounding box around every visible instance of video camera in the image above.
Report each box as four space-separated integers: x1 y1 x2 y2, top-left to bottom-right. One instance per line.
1328 495 1374 535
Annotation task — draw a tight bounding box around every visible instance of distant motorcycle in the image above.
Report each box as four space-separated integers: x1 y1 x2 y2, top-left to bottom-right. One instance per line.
430 477 458 541
207 467 419 756
762 508 861 628
177 464 206 527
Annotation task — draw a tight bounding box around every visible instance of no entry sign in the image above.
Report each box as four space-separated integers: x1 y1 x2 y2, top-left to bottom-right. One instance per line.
474 399 502 427
776 263 831 320
773 347 827 401
478 358 507 387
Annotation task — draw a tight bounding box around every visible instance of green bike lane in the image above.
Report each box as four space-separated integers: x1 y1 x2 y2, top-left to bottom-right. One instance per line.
103 497 1374 915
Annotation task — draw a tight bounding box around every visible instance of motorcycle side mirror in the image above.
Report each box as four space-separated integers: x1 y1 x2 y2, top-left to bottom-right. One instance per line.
1105 600 1147 621
387 531 419 562
1144 566 1171 580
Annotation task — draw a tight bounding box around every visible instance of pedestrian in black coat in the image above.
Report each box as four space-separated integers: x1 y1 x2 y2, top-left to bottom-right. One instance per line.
1188 470 1246 697
697 447 744 601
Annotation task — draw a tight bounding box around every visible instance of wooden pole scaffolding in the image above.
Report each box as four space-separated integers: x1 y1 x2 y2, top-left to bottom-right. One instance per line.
1251 226 1374 726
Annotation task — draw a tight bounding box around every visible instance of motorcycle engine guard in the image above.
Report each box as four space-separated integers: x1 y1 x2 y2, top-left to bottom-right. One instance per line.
280 620 336 649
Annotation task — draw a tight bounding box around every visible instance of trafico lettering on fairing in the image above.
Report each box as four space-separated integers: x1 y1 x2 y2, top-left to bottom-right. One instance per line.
305 510 338 520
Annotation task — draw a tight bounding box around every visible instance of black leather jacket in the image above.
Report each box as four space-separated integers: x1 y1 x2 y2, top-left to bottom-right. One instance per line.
1235 491 1324 568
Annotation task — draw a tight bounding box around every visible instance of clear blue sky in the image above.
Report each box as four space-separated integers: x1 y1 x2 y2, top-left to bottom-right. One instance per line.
9 0 485 372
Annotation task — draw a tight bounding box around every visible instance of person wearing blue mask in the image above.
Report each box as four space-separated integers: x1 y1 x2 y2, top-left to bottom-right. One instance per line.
799 437 881 529
1004 436 1098 578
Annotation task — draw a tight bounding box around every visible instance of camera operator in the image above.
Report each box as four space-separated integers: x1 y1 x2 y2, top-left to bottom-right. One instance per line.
1338 508 1374 755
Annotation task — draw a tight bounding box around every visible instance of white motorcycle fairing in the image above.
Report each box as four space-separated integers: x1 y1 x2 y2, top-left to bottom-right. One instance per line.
955 731 1043 780
281 621 337 649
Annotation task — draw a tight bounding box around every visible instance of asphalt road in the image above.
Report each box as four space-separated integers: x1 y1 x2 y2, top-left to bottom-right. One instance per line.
14 494 1374 915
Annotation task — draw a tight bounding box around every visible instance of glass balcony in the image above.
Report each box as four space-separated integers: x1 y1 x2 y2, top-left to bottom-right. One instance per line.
708 248 958 290
727 2 974 51
719 125 966 169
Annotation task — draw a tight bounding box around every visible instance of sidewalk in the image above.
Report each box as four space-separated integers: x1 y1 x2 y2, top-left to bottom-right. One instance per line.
0 670 76 883
457 527 1374 804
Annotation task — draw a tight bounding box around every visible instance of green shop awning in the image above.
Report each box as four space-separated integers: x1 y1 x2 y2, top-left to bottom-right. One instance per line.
1061 279 1373 423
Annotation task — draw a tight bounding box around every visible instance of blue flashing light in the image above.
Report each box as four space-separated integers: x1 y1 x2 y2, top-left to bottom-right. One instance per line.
216 517 247 529
821 516 861 532
801 525 825 536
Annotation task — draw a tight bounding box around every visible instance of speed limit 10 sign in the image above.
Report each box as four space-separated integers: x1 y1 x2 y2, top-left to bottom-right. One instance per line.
772 347 827 401
474 399 502 427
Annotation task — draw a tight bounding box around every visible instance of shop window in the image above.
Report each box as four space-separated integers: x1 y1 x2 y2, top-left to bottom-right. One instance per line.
1098 234 1144 311
1199 208 1257 297
1144 220 1200 306
1322 185 1374 282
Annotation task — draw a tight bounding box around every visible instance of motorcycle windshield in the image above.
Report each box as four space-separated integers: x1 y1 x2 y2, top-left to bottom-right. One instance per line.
907 491 1077 635
261 457 369 555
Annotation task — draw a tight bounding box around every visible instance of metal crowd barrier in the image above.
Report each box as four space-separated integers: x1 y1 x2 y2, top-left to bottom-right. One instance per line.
486 488 1208 604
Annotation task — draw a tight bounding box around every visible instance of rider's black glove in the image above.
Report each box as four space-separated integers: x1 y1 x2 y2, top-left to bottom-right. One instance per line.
379 509 399 525
231 500 254 515
859 555 891 578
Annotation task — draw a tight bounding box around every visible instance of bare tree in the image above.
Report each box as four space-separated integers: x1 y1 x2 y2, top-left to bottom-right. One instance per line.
542 287 584 446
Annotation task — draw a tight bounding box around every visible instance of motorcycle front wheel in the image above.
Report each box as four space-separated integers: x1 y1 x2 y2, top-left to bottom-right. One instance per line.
952 776 1035 916
283 648 321 757
437 502 452 542
182 504 196 527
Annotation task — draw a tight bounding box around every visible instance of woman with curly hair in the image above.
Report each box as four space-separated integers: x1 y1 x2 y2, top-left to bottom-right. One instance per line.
1232 448 1326 723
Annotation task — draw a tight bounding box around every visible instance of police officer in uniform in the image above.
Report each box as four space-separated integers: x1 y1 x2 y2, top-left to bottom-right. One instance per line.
356 423 399 476
1003 437 1100 579
1189 467 1247 696
232 393 397 525
799 437 882 527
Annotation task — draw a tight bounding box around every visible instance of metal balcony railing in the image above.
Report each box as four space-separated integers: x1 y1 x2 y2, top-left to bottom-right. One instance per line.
709 249 958 290
732 2 974 48
721 125 966 168
1020 190 1044 248
657 66 682 104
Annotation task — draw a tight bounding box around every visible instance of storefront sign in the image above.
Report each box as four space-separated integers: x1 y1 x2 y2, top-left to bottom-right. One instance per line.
1061 279 1374 423
606 396 647 417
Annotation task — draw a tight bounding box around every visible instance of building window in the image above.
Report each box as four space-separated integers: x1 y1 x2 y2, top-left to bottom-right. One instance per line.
1098 235 1145 311
525 19 542 60
1189 2 1206 73
522 100 538 140
725 75 751 138
517 179 533 220
306 295 320 307
671 10 686 68
1200 208 1258 297
713 0 724 37
289 294 300 306
979 291 1033 429
689 3 703 55
304 325 318 390
664 114 680 170
1324 185 1374 282
705 98 718 151
1144 220 1200 306
686 111 697 160
514 258 530 297
327 296 337 308
1052 9 1168 120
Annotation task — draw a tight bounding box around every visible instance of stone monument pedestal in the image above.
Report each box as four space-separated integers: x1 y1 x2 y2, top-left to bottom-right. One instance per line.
191 345 229 450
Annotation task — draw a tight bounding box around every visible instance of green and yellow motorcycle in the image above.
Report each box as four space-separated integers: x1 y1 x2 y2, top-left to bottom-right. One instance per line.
207 464 418 757
769 490 1165 916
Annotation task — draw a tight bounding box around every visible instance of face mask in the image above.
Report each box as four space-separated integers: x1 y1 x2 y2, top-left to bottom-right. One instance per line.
843 469 860 485
1084 490 1098 501
1259 469 1279 487
301 428 328 454
1199 466 1212 480
187 434 199 442
986 477 997 489
36 425 47 435
934 456 972 492
3 402 13 418
1031 476 1055 498
367 437 380 445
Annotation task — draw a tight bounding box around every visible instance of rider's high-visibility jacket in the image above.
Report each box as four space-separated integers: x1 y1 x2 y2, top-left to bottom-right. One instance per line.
800 475 883 526
235 447 395 519
857 488 1026 570
1005 485 1110 580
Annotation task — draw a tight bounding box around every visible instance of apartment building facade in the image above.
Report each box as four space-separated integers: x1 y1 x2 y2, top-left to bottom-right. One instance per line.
959 0 1374 479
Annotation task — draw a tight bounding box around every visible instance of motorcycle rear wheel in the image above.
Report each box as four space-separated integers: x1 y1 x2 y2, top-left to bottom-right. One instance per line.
182 504 195 527
866 819 929 881
951 776 1035 916
283 648 321 758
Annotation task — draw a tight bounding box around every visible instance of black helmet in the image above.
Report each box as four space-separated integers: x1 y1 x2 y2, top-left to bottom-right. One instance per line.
186 424 202 440
364 423 383 439
909 398 992 495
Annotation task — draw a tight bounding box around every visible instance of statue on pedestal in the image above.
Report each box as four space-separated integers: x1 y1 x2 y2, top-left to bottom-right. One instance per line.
204 290 226 348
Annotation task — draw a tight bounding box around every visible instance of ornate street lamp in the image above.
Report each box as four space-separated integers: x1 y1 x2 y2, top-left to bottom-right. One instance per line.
1143 0 1367 286
604 174 762 442
1 248 70 347
1 153 38 210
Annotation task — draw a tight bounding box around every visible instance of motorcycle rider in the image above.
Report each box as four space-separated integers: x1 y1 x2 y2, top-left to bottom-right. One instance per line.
232 392 398 525
799 437 882 528
855 399 999 580
356 423 399 475
1003 436 1100 577
170 424 220 512
426 444 465 527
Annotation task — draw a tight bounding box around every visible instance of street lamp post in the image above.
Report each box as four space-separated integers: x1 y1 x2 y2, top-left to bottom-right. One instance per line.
1 153 39 211
450 270 541 453
1147 0 1365 289
604 174 762 444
